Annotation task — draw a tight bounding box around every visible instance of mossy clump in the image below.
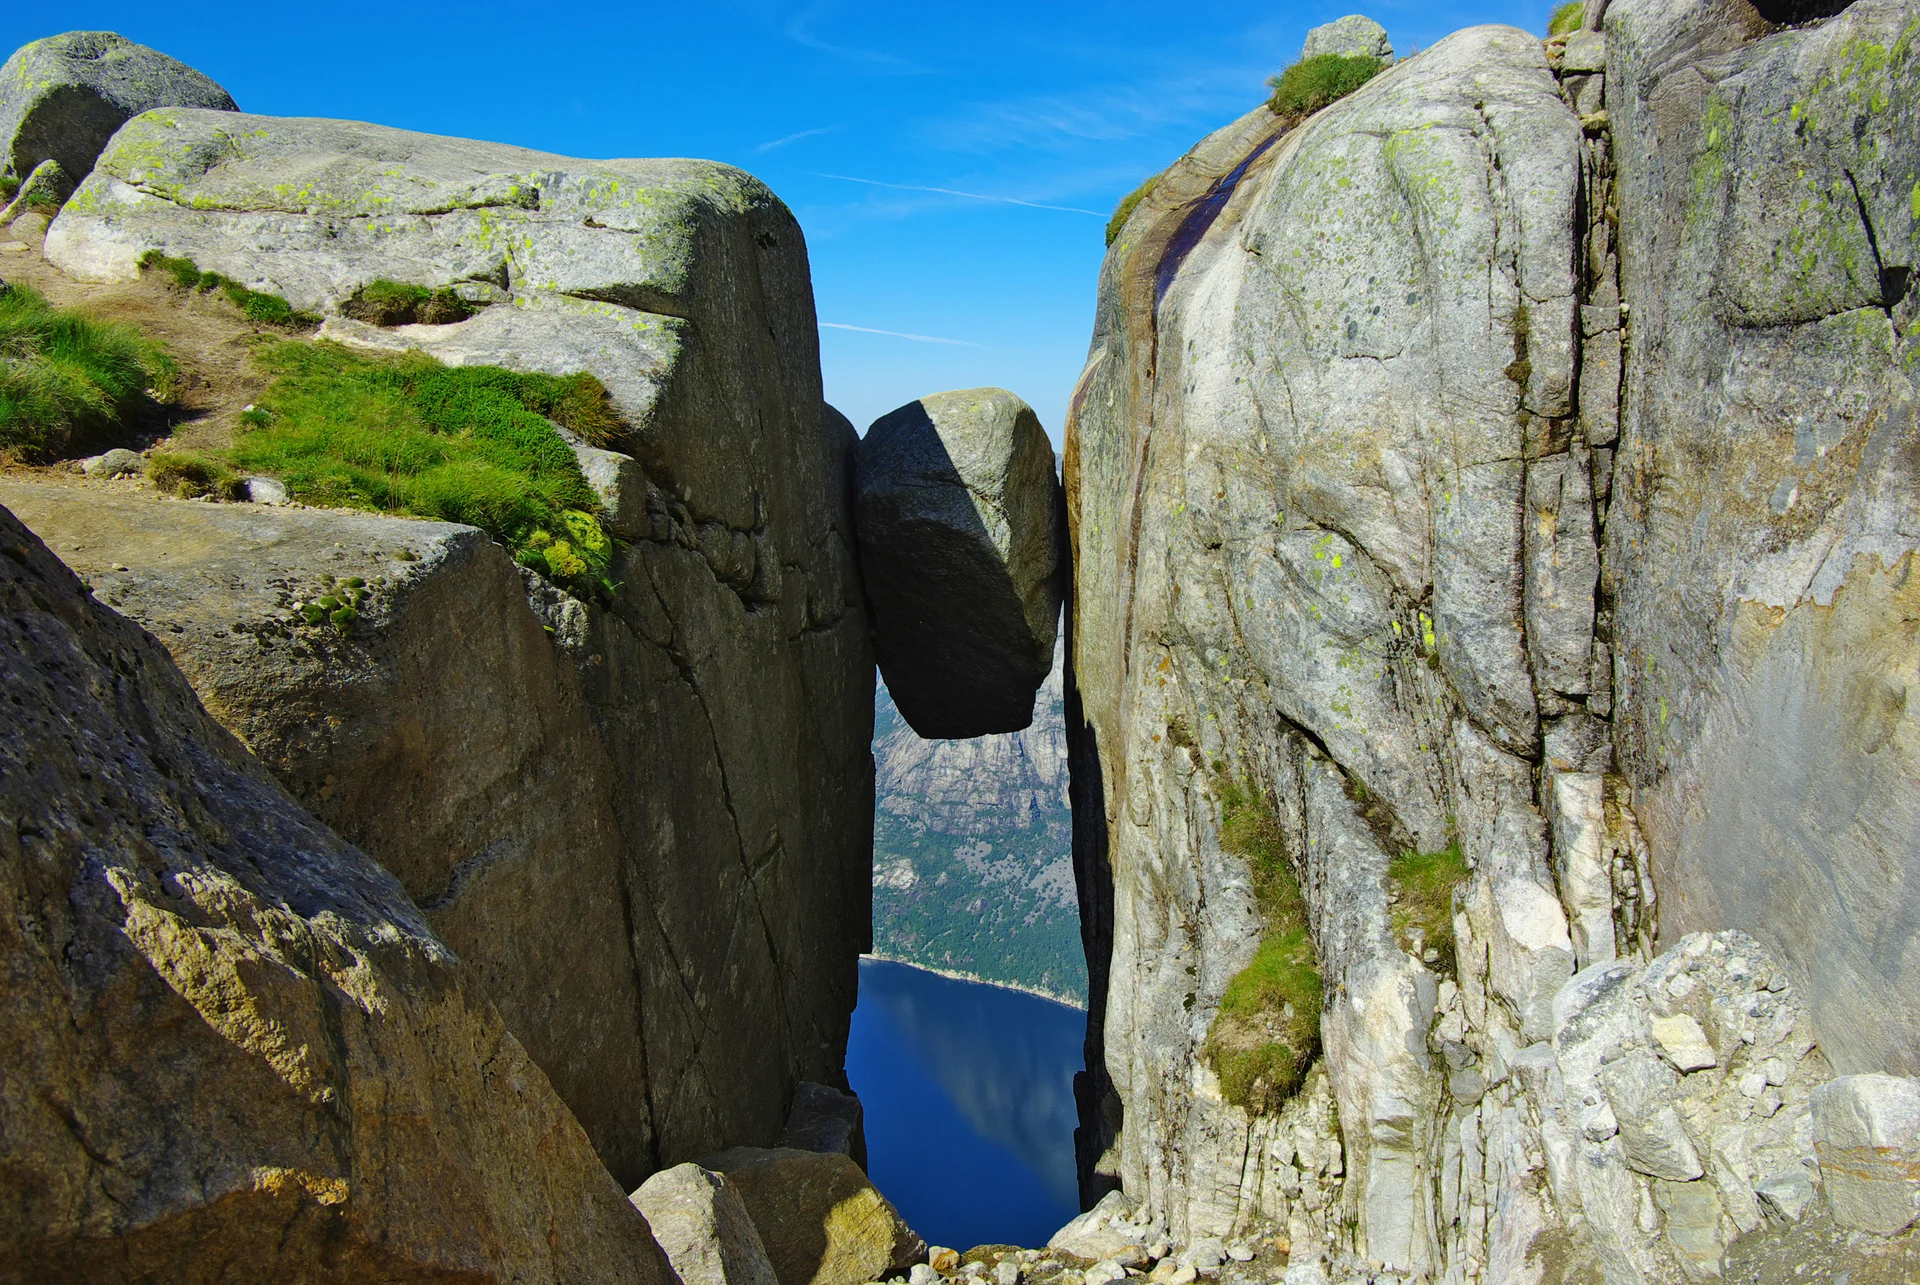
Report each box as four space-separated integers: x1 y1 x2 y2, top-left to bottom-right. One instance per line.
1204 775 1323 1114
1387 840 1470 968
341 279 476 328
147 449 246 500
1548 3 1586 37
0 173 18 203
1106 171 1163 247
0 283 176 461
1267 54 1385 125
138 250 319 329
210 340 621 600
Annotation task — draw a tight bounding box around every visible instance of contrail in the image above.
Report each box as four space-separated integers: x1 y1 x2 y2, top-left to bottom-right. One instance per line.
820 322 991 348
816 172 1104 216
756 126 837 153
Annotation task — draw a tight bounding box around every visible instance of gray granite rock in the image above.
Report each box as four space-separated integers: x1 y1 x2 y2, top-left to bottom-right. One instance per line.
1300 16 1394 62
633 1164 781 1285
855 388 1063 738
0 500 670 1282
1812 1074 1920 1235
0 31 236 189
1603 0 1920 1079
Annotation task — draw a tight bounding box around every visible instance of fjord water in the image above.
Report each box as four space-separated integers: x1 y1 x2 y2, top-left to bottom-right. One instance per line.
847 959 1085 1251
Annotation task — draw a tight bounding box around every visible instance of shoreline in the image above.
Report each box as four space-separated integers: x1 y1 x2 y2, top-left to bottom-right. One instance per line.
860 952 1088 1012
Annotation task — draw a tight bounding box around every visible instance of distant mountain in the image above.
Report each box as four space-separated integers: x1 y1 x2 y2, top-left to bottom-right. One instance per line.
869 644 1085 1005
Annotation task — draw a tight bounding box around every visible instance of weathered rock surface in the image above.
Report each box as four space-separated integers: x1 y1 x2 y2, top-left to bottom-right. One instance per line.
778 1081 866 1163
1300 16 1394 63
855 388 1063 738
1063 0 1920 1279
632 1164 780 1285
30 108 875 1188
0 500 670 1282
1603 0 1920 1080
699 1148 925 1285
0 32 236 194
1813 1074 1920 1236
0 442 867 1192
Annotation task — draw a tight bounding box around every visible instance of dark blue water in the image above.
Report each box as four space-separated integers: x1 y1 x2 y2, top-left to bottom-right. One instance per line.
847 959 1086 1250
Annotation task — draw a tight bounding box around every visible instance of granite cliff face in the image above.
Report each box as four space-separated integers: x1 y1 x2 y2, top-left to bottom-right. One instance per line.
1064 3 1920 1281
25 109 874 1190
0 501 672 1284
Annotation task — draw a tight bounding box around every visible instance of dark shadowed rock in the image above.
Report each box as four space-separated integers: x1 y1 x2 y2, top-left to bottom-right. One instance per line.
855 388 1063 739
0 32 236 190
0 501 669 1283
777 1081 865 1165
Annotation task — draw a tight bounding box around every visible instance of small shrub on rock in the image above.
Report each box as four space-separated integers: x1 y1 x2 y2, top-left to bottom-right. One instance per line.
0 283 176 461
1387 840 1469 968
1106 171 1163 247
1548 3 1586 37
1267 53 1385 125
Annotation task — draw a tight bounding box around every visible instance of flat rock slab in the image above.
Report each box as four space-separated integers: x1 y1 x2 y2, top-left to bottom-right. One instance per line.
855 388 1063 739
0 31 236 190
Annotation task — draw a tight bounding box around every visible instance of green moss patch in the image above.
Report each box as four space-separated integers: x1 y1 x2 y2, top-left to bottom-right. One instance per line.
1267 54 1385 125
147 449 245 500
1106 171 1163 247
197 340 624 600
0 283 176 461
138 251 319 330
341 279 476 328
1548 3 1586 38
1387 840 1469 968
1204 775 1323 1114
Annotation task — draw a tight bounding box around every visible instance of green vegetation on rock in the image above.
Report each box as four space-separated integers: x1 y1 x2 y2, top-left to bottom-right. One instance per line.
146 449 245 501
1387 840 1469 969
1548 3 1586 37
0 283 175 461
1203 775 1322 1113
138 250 318 329
1106 171 1163 247
341 279 476 328
186 340 623 599
1267 54 1385 125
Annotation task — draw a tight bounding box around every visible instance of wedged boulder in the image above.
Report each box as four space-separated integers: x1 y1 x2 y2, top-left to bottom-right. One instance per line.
0 500 670 1282
30 103 874 1184
632 1164 780 1285
0 32 236 193
699 1148 925 1285
855 388 1063 738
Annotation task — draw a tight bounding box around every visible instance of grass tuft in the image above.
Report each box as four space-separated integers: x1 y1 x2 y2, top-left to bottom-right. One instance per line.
1204 775 1322 1114
138 251 319 330
1387 840 1470 969
148 449 246 500
341 278 476 328
1267 54 1385 124
210 340 622 600
1548 3 1586 37
0 283 176 461
1106 171 1163 247
0 173 17 203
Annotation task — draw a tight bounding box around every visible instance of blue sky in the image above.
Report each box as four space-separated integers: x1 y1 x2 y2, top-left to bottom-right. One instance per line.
7 2 1557 442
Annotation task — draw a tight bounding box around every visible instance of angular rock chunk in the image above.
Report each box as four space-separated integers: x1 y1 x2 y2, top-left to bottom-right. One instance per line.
0 31 237 189
855 389 1063 738
633 1164 780 1285
698 1148 926 1285
778 1080 866 1164
0 502 669 1282
1049 1189 1144 1260
1301 15 1394 61
1812 1074 1920 1235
